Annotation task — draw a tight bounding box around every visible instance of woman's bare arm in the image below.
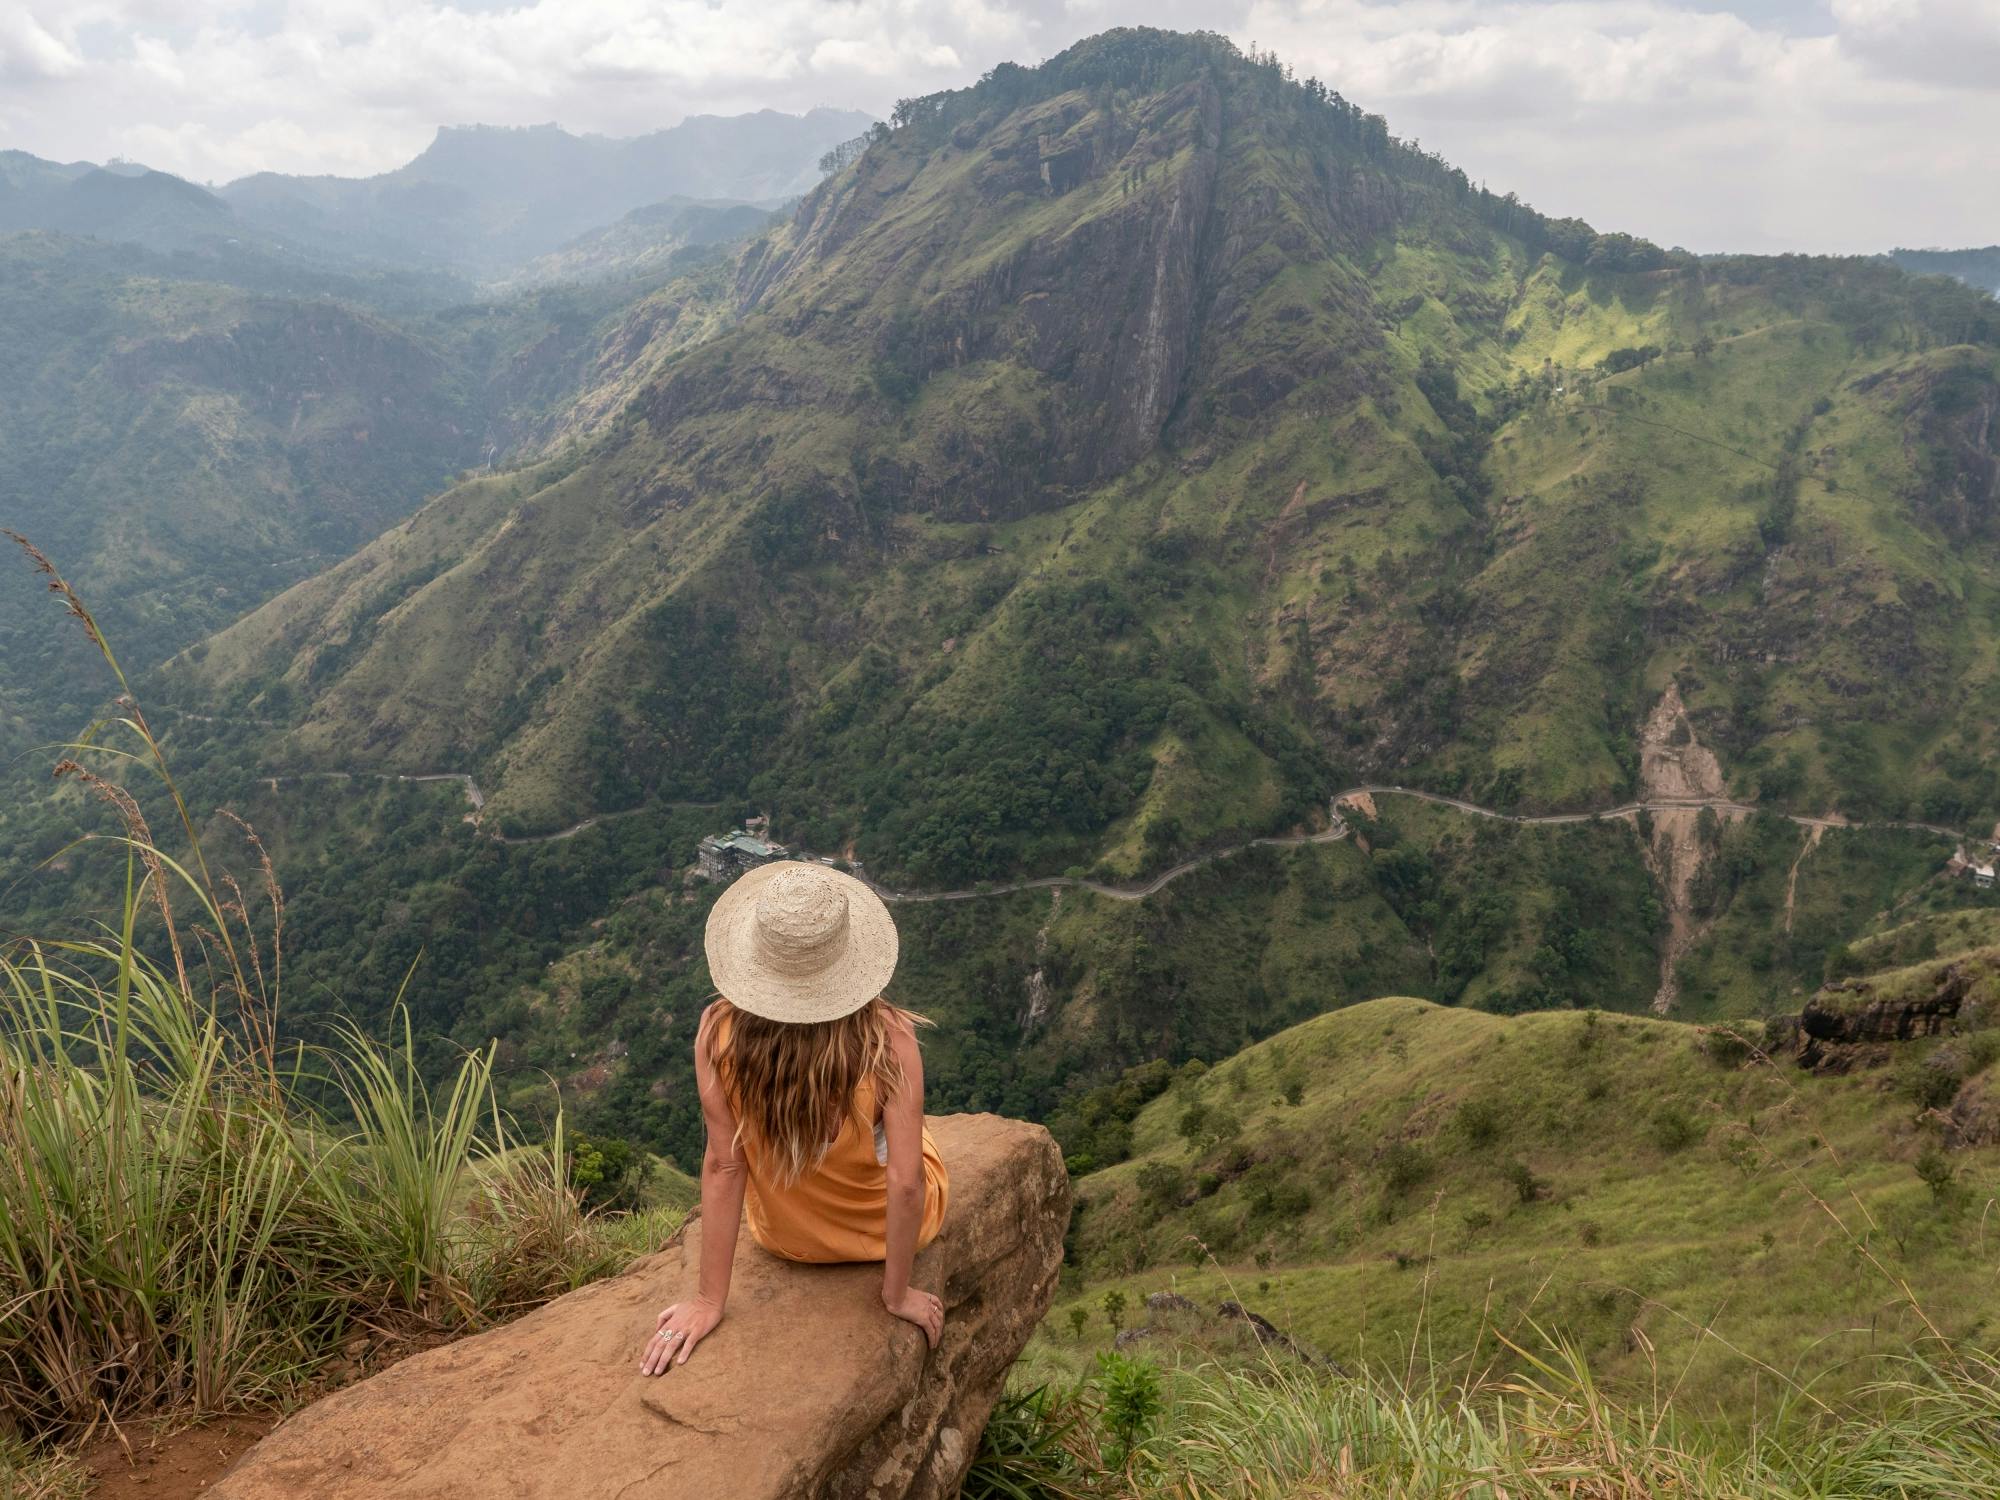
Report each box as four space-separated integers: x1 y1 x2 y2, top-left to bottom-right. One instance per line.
879 1019 942 1348
641 1003 747 1374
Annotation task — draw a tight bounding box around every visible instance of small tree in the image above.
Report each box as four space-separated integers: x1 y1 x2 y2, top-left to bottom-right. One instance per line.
1505 1160 1544 1204
1101 1288 1128 1332
1651 1104 1704 1154
1202 1107 1244 1148
1067 1306 1089 1341
568 1132 651 1212
1915 1145 1957 1204
1094 1350 1164 1464
1176 1100 1209 1147
1381 1141 1435 1195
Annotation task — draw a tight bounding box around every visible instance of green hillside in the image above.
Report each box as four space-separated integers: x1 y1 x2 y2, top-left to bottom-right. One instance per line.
0 231 738 758
0 26 1959 1171
10 24 2000 1210
1045 986 2000 1419
174 31 1999 887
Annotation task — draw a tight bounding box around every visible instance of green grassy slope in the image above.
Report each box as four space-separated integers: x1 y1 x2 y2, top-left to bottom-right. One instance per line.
13 28 2000 1198
1049 992 2000 1419
173 32 2000 882
0 231 726 755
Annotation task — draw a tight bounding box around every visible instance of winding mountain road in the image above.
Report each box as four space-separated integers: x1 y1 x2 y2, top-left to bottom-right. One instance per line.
1333 785 1962 842
247 768 724 845
259 770 486 811
868 823 1358 905
862 784 1962 906
236 762 1962 903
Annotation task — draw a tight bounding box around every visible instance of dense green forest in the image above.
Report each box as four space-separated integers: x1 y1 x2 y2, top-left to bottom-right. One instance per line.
0 230 727 754
8 28 2000 1175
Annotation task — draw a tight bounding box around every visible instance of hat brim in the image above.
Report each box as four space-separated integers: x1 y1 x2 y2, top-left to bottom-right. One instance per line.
703 861 900 1024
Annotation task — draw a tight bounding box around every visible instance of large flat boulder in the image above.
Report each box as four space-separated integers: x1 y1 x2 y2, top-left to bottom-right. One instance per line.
212 1113 1068 1500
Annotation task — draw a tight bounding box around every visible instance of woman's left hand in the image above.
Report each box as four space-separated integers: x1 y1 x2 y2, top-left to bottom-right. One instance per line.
883 1286 944 1349
641 1295 723 1375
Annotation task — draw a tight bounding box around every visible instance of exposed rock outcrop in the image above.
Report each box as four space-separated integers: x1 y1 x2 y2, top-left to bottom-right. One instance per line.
211 1114 1067 1500
1216 1300 1344 1372
1947 1073 2000 1148
1110 1292 1342 1373
1778 952 1994 1071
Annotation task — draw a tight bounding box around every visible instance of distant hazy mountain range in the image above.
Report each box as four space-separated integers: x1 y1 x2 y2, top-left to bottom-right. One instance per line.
220 111 870 278
0 150 239 256
0 106 866 755
496 196 779 290
1892 246 2000 296
0 108 870 282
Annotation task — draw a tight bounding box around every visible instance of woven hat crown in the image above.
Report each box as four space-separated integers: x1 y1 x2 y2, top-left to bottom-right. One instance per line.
753 867 850 977
704 859 898 1023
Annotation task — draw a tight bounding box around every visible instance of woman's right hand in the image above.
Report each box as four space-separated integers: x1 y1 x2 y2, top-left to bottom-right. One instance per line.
640 1295 723 1375
883 1287 944 1349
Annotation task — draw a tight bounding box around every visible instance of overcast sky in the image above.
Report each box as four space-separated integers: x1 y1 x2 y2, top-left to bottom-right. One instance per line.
2 0 1994 254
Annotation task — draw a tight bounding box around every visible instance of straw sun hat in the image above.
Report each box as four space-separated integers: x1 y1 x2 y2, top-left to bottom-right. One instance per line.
704 861 900 1024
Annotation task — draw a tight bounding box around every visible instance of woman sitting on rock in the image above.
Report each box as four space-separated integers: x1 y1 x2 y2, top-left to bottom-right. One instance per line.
640 862 950 1374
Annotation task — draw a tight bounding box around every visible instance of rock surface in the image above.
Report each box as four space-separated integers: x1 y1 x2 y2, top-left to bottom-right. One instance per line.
211 1114 1068 1500
1786 957 1982 1071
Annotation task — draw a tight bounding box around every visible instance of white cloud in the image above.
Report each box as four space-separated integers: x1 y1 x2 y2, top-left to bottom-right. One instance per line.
0 10 84 83
1238 0 2000 251
0 0 1995 253
1834 0 2000 89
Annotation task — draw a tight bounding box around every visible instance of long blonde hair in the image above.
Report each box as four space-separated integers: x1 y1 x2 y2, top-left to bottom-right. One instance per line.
708 996 928 1185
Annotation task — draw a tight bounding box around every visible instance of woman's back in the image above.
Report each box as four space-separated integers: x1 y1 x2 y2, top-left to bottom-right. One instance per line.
707 1004 948 1263
642 862 950 1376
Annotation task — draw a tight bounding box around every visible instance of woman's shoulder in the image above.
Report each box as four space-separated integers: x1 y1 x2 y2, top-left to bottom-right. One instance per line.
885 1002 935 1042
695 999 731 1060
882 1004 926 1073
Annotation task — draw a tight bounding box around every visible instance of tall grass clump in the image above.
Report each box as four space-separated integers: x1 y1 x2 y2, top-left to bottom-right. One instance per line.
992 1151 1999 1500
0 536 665 1443
978 1340 2000 1498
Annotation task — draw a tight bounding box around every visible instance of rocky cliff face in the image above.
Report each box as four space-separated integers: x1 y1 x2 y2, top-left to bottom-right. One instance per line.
714 73 1226 522
1778 951 1998 1071
209 1114 1068 1500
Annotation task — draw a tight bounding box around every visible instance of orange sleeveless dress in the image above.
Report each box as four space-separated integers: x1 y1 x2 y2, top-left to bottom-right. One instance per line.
710 1010 950 1263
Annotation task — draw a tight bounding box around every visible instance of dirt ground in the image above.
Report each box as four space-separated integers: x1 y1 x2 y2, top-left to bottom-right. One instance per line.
79 1415 276 1500
1638 683 1738 1013
1336 790 1378 821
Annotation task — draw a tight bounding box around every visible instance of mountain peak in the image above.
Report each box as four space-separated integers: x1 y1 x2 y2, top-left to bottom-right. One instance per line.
215 107 871 277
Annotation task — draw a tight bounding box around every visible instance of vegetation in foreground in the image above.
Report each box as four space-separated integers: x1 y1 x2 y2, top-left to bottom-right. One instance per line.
967 1340 2000 1498
0 585 680 1492
0 586 1994 1500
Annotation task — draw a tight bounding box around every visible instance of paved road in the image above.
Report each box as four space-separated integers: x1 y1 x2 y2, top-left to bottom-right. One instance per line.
1349 784 1962 842
261 770 485 811
868 825 1356 905
863 783 1960 905
253 770 729 846
244 768 1963 903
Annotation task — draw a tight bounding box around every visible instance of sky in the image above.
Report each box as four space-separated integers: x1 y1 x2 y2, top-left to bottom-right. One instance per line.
1 0 1995 255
